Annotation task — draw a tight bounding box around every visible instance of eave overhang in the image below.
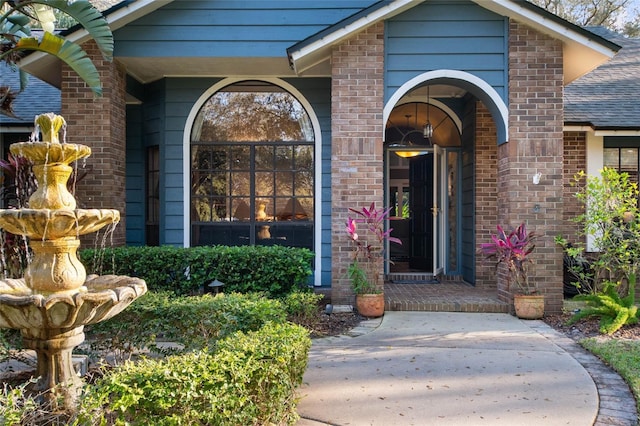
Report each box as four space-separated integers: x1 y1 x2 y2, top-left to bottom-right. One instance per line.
473 0 620 83
18 0 174 87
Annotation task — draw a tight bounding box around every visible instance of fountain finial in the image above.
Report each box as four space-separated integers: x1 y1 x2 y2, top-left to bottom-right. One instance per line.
35 112 66 144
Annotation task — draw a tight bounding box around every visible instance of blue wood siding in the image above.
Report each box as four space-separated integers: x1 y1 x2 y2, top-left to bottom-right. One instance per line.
282 78 332 286
125 104 144 246
385 1 508 103
114 0 374 58
162 78 220 246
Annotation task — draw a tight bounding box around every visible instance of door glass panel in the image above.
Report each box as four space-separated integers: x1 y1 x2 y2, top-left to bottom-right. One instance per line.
447 151 458 271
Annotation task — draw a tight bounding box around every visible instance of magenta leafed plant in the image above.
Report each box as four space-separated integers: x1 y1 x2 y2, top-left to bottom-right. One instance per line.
346 203 402 294
480 223 537 294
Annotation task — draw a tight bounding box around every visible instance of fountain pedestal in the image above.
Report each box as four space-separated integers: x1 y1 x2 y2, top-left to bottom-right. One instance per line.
0 113 147 411
22 327 86 409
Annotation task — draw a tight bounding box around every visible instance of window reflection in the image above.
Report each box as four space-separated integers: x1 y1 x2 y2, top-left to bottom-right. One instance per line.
190 81 314 249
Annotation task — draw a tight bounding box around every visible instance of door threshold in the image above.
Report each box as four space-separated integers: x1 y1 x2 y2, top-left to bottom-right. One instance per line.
387 272 439 284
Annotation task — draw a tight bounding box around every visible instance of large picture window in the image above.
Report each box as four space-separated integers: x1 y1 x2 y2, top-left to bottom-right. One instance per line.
190 81 314 249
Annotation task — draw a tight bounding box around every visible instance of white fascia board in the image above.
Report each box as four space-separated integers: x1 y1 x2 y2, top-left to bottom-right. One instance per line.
472 0 617 58
594 130 640 137
289 0 423 73
564 126 640 137
19 0 173 69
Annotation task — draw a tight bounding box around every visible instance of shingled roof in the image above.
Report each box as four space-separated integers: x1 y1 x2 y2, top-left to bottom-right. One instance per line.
0 63 60 129
565 28 640 130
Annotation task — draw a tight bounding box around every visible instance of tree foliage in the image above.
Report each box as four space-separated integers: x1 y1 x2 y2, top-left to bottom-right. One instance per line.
531 0 640 37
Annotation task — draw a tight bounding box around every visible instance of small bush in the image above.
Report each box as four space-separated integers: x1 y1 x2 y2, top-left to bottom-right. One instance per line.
567 274 639 335
84 291 286 360
80 245 314 297
78 323 311 425
282 289 323 327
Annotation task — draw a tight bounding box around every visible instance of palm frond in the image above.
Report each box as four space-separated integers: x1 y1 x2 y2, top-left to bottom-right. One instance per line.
14 32 101 96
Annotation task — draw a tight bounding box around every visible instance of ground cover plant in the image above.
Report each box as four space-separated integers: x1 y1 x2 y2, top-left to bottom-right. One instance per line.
0 290 315 425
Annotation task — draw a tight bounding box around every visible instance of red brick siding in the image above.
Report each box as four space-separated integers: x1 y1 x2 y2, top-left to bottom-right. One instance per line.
61 41 127 247
563 131 586 241
505 21 564 313
331 23 385 304
475 102 499 290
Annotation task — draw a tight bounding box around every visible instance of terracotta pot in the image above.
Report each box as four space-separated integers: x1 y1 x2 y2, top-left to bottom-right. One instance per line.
514 294 545 319
356 293 385 318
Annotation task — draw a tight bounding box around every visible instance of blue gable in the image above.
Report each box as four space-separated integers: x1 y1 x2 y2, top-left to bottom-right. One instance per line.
385 1 507 104
113 0 375 58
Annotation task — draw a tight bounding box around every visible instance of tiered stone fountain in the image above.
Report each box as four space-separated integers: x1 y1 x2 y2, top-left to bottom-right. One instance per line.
0 113 146 410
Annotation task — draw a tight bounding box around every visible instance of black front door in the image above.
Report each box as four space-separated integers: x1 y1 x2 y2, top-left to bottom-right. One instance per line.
409 155 433 270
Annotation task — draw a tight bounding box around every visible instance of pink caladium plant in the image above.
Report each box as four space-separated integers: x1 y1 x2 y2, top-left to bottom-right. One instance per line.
480 223 537 294
346 203 402 293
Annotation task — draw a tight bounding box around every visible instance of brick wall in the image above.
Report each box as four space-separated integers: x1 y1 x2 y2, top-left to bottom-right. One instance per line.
61 40 127 247
474 102 499 290
505 21 564 313
330 22 385 304
563 131 587 241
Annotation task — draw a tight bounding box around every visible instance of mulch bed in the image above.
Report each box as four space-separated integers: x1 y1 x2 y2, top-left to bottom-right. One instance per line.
543 312 640 341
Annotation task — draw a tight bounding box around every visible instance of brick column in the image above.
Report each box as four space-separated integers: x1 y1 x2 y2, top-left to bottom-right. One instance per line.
61 41 127 247
563 131 587 241
475 102 499 290
330 23 385 305
503 21 564 313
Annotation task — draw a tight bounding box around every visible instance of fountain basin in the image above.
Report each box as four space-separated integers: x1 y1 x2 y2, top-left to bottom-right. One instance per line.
0 209 119 240
0 275 146 331
10 142 91 165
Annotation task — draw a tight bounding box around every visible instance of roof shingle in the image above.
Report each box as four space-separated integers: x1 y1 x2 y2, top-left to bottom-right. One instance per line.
565 27 640 130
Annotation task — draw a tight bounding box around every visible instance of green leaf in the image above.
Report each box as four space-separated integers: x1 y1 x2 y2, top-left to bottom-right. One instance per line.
30 0 113 60
14 32 102 96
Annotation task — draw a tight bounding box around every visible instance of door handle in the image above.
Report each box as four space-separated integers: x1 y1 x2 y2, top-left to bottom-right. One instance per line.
431 205 439 217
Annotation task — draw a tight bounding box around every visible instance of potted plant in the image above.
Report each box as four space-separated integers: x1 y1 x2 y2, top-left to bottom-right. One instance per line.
480 223 544 319
346 203 401 317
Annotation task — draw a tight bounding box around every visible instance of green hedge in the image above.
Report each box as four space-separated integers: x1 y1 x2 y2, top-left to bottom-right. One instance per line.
80 245 314 297
84 291 287 358
78 323 311 425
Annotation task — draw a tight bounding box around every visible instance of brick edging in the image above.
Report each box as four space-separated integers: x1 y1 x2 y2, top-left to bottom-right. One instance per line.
527 321 638 426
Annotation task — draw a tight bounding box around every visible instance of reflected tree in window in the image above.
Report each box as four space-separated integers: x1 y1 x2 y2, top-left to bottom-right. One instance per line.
190 81 314 249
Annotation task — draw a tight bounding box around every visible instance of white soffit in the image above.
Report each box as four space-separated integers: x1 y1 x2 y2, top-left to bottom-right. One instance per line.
473 0 617 83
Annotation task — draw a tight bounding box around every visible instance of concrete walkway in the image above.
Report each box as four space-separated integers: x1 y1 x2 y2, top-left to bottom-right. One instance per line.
296 312 603 426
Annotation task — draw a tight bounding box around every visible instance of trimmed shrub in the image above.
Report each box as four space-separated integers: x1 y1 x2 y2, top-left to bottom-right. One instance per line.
282 289 323 328
80 245 314 297
78 323 311 425
84 291 286 360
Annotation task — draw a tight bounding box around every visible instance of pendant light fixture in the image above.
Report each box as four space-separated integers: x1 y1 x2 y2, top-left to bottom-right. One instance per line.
423 86 433 139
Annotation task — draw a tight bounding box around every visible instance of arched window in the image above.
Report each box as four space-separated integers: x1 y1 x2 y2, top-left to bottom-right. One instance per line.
190 81 314 249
